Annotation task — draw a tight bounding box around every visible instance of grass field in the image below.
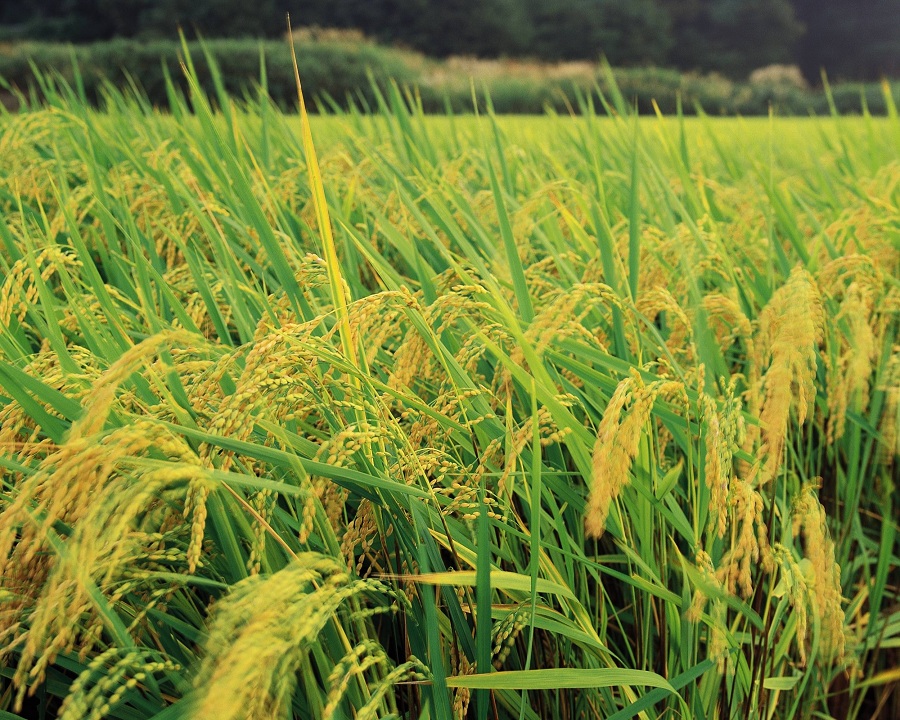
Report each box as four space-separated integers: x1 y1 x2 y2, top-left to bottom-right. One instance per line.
0 65 898 720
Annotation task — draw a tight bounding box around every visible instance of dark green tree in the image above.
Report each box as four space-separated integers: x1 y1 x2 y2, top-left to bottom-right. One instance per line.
521 0 671 64
422 0 532 57
524 0 602 60
709 0 801 75
293 0 431 48
794 0 900 81
596 0 672 65
0 0 116 41
660 0 801 76
136 0 282 38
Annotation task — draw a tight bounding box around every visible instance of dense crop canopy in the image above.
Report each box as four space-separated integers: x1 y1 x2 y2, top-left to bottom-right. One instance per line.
0 63 897 719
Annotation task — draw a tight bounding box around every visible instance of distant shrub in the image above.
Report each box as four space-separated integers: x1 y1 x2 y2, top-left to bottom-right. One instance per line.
604 66 684 113
813 81 899 115
683 72 738 114
749 64 808 89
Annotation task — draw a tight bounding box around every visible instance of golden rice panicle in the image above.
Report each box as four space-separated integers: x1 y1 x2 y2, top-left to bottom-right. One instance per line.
701 293 756 368
200 315 325 453
353 657 429 720
297 482 319 545
825 281 877 443
701 381 746 539
755 267 824 484
341 499 378 575
585 375 634 538
701 394 728 538
635 224 691 297
686 550 716 622
495 403 571 494
815 259 899 464
708 599 729 673
491 606 529 669
185 317 322 571
878 346 899 466
322 641 388 719
183 478 210 575
792 483 847 662
71 330 200 438
0 247 81 335
816 254 881 303
0 419 194 597
449 643 474 719
58 648 179 720
6 437 203 704
163 266 233 340
193 555 386 720
525 251 574 297
519 283 622 362
347 291 409 365
388 287 488 393
246 488 274 576
771 544 812 665
0 347 102 466
586 371 684 537
717 478 771 598
686 551 729 673
637 286 696 362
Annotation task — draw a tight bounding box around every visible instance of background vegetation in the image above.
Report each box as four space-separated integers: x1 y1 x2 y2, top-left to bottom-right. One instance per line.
1 0 898 82
2 36 900 116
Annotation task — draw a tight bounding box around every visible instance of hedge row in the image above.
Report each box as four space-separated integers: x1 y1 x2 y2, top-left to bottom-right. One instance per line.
1 38 898 116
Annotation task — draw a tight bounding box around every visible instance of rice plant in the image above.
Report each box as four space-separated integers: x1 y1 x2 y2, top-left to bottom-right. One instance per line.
0 54 897 719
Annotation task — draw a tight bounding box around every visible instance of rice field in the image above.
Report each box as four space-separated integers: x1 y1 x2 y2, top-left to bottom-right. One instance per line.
0 66 898 720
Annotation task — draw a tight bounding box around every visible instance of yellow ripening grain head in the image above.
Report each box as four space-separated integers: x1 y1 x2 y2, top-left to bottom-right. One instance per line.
755 267 824 484
879 347 900 467
701 293 755 364
58 648 180 720
585 375 635 538
0 347 102 463
192 555 386 720
637 286 696 362
716 478 772 598
685 551 731 672
792 484 847 663
825 281 877 443
71 330 202 439
16 468 207 707
0 247 81 333
0 421 204 706
585 371 685 538
816 255 887 446
771 543 812 665
701 384 745 540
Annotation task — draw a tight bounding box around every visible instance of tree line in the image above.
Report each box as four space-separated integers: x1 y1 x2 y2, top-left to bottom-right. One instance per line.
1 0 897 81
